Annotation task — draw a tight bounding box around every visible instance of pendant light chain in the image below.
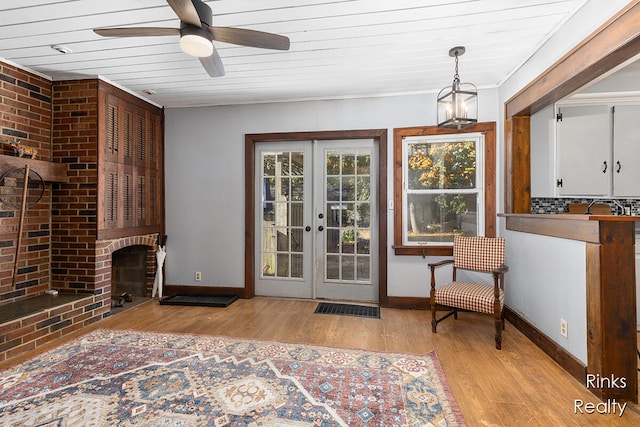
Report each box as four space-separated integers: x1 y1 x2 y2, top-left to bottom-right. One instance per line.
453 51 460 82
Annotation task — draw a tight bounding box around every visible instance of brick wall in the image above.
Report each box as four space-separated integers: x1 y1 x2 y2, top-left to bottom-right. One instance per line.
0 293 99 363
0 63 53 303
50 80 99 297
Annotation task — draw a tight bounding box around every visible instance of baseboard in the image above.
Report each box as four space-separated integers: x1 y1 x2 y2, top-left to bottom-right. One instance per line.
162 284 247 299
386 296 428 310
504 306 586 384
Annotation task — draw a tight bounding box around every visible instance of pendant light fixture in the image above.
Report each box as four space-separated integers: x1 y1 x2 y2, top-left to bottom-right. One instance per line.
437 46 478 129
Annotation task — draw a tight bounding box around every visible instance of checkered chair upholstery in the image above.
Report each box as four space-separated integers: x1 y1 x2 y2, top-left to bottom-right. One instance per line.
429 235 508 349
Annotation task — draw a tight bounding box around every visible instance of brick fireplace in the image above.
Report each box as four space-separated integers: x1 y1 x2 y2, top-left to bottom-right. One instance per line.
97 234 158 302
0 62 163 362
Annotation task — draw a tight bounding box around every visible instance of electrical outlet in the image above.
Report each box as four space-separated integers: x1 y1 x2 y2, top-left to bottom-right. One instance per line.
560 319 568 338
195 271 202 281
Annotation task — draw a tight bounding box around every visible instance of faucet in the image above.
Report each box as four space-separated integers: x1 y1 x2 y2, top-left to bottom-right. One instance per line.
586 199 627 215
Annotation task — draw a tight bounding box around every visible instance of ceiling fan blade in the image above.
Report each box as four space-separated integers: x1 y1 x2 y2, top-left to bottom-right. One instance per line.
199 48 225 77
210 27 290 51
167 0 202 27
94 27 179 37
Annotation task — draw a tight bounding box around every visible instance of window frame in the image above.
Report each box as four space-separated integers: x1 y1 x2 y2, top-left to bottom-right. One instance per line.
393 122 496 256
401 133 485 246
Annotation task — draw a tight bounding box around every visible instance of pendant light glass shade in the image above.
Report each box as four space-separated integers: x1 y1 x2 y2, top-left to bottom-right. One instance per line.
437 47 478 129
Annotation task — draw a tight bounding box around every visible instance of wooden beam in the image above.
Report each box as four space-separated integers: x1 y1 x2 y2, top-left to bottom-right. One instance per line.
586 221 638 402
506 0 640 119
0 154 68 183
504 116 530 214
503 214 600 243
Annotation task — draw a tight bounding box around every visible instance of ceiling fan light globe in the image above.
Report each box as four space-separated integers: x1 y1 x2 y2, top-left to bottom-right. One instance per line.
180 34 213 57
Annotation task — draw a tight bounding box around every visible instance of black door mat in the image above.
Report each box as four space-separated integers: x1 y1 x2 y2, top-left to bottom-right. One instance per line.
314 302 380 319
159 294 238 307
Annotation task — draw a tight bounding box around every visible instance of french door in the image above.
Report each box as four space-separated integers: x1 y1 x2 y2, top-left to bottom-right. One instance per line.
255 139 378 302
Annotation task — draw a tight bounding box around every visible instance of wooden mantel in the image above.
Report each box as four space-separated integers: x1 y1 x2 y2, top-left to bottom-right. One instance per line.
0 154 68 183
503 213 638 402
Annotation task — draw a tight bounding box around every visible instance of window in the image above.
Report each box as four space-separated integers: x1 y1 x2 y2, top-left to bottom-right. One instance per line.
393 123 496 256
402 133 483 245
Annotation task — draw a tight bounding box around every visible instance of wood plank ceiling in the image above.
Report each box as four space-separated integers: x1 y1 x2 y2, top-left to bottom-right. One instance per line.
0 0 588 108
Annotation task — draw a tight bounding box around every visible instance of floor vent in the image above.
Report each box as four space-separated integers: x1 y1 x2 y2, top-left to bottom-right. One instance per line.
159 294 238 307
314 302 380 319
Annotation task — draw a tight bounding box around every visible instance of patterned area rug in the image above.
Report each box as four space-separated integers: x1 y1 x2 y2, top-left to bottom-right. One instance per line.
0 329 465 426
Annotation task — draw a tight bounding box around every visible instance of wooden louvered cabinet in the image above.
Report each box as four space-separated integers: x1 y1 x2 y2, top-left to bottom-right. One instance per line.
97 83 164 240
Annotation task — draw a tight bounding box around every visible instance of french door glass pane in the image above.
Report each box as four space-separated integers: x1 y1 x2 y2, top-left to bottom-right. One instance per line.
324 149 372 283
261 151 305 280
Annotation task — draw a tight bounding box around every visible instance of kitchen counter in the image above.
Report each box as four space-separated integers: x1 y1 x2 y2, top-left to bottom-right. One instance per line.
499 213 639 243
500 213 640 221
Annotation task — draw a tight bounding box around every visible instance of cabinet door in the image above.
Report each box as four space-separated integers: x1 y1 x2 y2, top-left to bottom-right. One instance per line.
613 105 640 197
556 105 611 196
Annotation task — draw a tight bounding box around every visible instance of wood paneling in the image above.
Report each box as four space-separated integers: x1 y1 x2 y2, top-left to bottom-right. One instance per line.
97 82 164 241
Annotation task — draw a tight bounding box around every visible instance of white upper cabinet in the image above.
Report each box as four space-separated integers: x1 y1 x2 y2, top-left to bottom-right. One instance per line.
556 104 611 196
612 105 640 197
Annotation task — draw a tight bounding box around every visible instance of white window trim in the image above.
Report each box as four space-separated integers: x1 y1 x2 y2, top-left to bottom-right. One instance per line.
401 133 485 246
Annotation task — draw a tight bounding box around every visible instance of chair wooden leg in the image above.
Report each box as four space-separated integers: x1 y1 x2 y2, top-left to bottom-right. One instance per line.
431 303 437 333
494 317 502 350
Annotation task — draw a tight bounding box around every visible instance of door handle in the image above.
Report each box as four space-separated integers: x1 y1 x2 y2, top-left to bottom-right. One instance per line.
318 225 324 231
616 160 621 173
305 226 311 232
602 161 607 173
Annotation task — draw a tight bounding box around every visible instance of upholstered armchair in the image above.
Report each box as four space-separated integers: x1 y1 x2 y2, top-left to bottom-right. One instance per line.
429 235 508 349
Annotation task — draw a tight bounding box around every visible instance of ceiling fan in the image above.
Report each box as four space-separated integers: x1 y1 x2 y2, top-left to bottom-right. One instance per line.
93 0 290 77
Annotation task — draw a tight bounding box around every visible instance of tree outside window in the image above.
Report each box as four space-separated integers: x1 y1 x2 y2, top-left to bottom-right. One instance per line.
402 134 484 245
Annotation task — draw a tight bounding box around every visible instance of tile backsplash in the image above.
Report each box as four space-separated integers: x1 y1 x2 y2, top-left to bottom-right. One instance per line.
531 197 640 215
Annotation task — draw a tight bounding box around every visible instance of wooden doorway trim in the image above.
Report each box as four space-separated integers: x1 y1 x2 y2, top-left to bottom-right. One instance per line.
502 1 640 403
504 1 640 213
245 129 388 306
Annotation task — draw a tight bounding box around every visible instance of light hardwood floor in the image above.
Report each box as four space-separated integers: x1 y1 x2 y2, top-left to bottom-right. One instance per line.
2 297 639 426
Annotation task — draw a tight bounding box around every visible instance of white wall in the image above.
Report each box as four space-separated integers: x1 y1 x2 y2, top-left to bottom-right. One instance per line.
164 89 499 295
501 224 588 362
497 0 631 360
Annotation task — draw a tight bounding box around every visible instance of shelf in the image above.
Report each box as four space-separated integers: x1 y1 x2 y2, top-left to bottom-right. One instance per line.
0 154 68 182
